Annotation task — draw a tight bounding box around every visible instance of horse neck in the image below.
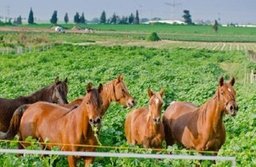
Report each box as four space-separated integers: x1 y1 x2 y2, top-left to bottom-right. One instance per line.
146 108 161 135
198 93 225 131
18 86 51 103
71 101 89 138
100 81 115 112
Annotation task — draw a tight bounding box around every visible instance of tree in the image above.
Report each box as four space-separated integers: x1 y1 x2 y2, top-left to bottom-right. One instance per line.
182 10 193 24
100 11 106 24
80 12 86 24
213 19 218 32
110 13 117 24
134 10 140 24
64 13 69 24
13 15 22 25
74 12 80 24
50 10 58 24
28 8 34 24
128 13 134 24
119 16 128 24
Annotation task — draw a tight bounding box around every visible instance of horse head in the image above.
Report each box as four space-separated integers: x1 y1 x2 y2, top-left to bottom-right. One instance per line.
51 77 68 104
148 88 164 124
84 83 103 127
112 75 135 108
218 77 238 116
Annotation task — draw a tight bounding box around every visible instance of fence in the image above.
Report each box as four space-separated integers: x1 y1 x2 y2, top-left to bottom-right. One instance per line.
0 149 236 166
0 44 54 55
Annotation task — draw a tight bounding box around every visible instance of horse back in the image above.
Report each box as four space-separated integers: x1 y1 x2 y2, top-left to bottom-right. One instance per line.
19 102 70 141
163 101 198 146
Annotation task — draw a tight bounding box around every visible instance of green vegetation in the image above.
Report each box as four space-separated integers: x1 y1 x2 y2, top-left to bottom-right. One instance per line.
1 24 256 42
0 44 255 166
147 32 161 41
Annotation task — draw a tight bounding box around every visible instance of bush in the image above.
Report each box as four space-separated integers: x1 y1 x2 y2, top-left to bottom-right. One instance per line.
147 32 160 41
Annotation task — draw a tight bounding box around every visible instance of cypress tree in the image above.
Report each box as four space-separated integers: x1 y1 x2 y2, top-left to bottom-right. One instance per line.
134 10 140 24
28 8 34 24
50 10 58 24
64 13 69 24
100 11 106 24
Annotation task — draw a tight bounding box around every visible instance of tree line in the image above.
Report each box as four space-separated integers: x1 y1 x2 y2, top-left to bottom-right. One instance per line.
24 8 140 25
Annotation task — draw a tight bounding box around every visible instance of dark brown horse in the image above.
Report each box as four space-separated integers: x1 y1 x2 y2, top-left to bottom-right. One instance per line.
163 77 238 153
6 83 103 167
0 77 68 132
125 88 164 148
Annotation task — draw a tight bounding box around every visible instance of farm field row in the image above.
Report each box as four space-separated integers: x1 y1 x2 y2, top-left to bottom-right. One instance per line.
1 24 256 42
0 44 255 166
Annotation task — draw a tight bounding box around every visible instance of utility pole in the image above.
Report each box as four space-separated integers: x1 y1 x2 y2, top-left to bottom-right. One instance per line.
164 0 181 20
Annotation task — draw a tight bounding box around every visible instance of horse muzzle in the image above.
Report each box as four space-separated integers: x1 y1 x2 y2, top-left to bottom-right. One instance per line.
226 103 238 116
89 116 101 126
153 117 161 124
126 99 136 108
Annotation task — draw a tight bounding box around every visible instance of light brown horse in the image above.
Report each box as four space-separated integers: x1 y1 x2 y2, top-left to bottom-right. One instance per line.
62 75 135 112
163 77 238 153
0 77 68 132
6 83 103 167
125 88 164 148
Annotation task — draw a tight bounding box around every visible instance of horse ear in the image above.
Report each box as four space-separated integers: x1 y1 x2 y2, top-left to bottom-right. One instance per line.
55 76 60 84
159 88 164 97
98 83 103 93
116 75 123 84
148 88 154 97
230 77 235 86
86 82 93 92
64 77 68 83
219 77 224 86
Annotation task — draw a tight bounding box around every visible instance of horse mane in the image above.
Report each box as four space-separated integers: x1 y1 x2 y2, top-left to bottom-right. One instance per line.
16 83 54 103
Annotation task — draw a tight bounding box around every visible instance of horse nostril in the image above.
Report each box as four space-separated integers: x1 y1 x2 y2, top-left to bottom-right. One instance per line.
89 119 93 123
96 118 101 124
230 106 233 110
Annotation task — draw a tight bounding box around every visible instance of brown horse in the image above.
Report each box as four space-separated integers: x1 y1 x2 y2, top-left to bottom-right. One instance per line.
62 75 135 111
163 77 238 153
0 77 68 132
125 88 164 148
8 83 103 167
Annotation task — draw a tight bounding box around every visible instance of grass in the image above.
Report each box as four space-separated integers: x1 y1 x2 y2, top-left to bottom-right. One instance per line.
1 23 256 42
0 44 255 166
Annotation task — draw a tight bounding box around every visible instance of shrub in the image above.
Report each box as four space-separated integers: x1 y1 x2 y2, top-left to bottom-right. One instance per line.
147 32 160 41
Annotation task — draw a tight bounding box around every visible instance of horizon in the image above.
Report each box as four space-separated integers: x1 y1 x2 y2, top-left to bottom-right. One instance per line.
0 0 256 25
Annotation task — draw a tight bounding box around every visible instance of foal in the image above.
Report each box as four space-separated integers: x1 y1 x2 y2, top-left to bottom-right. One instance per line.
0 77 68 132
125 88 164 148
163 77 238 153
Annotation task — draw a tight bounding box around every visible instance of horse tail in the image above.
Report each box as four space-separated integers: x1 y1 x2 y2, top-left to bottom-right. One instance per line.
162 114 174 146
0 104 29 139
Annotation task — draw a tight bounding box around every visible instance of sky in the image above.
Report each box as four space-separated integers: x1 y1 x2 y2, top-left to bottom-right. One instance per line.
0 0 255 24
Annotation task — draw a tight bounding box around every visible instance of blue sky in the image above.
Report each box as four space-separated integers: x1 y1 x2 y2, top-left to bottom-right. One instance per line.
0 0 255 24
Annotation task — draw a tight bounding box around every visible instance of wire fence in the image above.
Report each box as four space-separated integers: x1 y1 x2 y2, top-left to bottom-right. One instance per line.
0 44 54 55
0 149 237 167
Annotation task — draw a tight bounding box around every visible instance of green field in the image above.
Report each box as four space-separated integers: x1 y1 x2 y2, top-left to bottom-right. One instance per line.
1 24 256 42
0 43 255 166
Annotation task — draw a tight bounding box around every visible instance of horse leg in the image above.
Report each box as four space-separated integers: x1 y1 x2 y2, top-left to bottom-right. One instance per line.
143 138 150 148
84 157 94 167
67 156 77 167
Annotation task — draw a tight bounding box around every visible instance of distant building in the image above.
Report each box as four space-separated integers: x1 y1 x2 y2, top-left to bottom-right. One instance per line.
144 19 185 25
